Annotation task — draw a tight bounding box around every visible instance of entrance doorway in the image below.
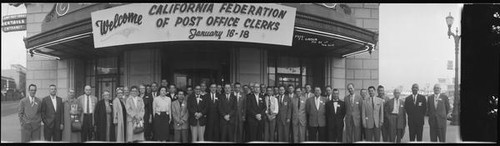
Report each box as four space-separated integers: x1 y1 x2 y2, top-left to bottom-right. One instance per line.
161 42 230 90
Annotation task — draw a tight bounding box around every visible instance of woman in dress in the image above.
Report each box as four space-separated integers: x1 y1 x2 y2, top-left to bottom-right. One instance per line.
142 84 154 141
62 89 81 142
152 86 172 141
113 87 127 142
126 86 145 142
94 90 116 141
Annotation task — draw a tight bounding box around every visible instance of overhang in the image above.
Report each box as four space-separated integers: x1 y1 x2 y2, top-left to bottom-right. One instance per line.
24 3 377 59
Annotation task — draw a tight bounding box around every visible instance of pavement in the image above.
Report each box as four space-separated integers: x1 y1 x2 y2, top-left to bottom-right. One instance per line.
1 100 461 143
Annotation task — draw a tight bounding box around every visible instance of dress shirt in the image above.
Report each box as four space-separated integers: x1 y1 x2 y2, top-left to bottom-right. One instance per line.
392 98 400 114
434 93 440 108
211 93 216 102
255 93 259 105
328 95 332 101
351 94 355 104
226 93 231 100
333 99 338 113
50 95 57 111
84 95 93 114
196 94 201 104
154 96 171 114
29 95 34 106
413 94 417 105
315 96 320 110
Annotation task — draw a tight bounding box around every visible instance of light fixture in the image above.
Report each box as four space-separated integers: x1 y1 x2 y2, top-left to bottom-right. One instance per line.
446 12 454 39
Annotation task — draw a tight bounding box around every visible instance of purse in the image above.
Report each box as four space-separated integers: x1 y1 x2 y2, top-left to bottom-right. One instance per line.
133 120 144 134
71 115 82 132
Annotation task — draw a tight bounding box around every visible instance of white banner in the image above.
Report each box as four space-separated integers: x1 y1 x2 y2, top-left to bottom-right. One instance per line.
91 3 296 48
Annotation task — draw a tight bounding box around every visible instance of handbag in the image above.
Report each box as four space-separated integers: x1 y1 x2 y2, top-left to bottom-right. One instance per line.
133 120 144 134
71 115 82 132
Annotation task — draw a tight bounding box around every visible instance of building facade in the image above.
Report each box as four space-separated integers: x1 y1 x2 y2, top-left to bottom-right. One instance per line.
21 3 379 101
1 64 27 93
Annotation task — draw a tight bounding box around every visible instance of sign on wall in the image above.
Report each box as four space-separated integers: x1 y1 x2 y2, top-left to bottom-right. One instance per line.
91 3 296 48
2 13 27 32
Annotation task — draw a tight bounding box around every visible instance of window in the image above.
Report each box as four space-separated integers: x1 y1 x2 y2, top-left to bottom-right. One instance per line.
268 51 313 88
84 55 123 100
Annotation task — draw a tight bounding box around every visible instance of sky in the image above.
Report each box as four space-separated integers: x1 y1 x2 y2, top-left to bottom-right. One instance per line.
1 3 27 70
379 4 463 91
1 3 463 92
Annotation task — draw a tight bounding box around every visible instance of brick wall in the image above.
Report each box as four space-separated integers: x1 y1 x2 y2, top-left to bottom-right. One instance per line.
345 3 379 94
25 3 73 99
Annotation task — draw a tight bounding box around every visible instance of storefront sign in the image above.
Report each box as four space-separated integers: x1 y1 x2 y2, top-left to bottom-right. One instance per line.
91 3 296 48
2 13 27 32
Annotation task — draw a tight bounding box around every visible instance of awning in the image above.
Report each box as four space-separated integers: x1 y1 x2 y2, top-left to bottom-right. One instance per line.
24 3 377 59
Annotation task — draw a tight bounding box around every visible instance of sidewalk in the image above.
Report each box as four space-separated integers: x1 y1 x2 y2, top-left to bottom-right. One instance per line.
1 113 21 142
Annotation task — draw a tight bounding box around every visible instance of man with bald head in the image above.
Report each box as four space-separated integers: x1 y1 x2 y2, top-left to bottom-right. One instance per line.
427 84 452 142
385 88 406 142
404 84 427 141
77 85 98 142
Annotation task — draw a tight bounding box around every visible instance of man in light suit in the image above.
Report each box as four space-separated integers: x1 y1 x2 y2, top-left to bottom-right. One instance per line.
345 83 363 143
78 85 98 142
305 87 327 141
405 83 427 141
218 84 237 142
276 86 292 142
19 84 42 142
233 82 246 142
427 84 452 142
385 88 406 143
41 84 64 141
362 86 384 141
291 87 307 143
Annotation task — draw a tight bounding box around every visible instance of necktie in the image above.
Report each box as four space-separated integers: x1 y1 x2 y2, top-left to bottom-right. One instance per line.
414 95 417 105
268 96 271 114
351 94 355 105
196 95 200 104
86 95 90 114
435 94 439 108
30 97 34 106
226 94 230 101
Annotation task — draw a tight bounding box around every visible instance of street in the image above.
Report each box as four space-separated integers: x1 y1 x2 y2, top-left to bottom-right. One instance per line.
1 100 460 143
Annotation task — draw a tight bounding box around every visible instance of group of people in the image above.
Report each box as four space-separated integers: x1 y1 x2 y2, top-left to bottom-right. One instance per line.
18 79 452 143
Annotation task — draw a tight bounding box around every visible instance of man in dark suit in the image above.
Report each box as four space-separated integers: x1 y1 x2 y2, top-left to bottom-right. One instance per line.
325 88 345 142
218 84 237 141
276 86 292 142
246 83 266 141
205 83 220 141
305 87 327 141
78 85 98 142
345 83 363 143
41 84 64 141
233 82 246 142
427 84 452 142
385 88 406 143
19 84 42 142
188 85 208 142
405 83 427 141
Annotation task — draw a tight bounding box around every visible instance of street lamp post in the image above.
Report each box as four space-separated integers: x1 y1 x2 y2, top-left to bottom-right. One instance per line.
446 12 460 125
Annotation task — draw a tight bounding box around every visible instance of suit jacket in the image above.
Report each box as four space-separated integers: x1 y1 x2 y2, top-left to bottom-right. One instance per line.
18 96 42 129
77 94 97 124
167 93 177 102
427 94 451 129
305 96 327 127
234 92 246 123
205 92 220 125
172 99 189 130
291 94 307 126
385 98 406 129
404 94 427 126
187 94 208 126
276 94 292 126
218 93 237 124
345 94 363 127
325 99 346 129
125 96 145 123
362 97 384 128
246 93 266 123
41 96 64 128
